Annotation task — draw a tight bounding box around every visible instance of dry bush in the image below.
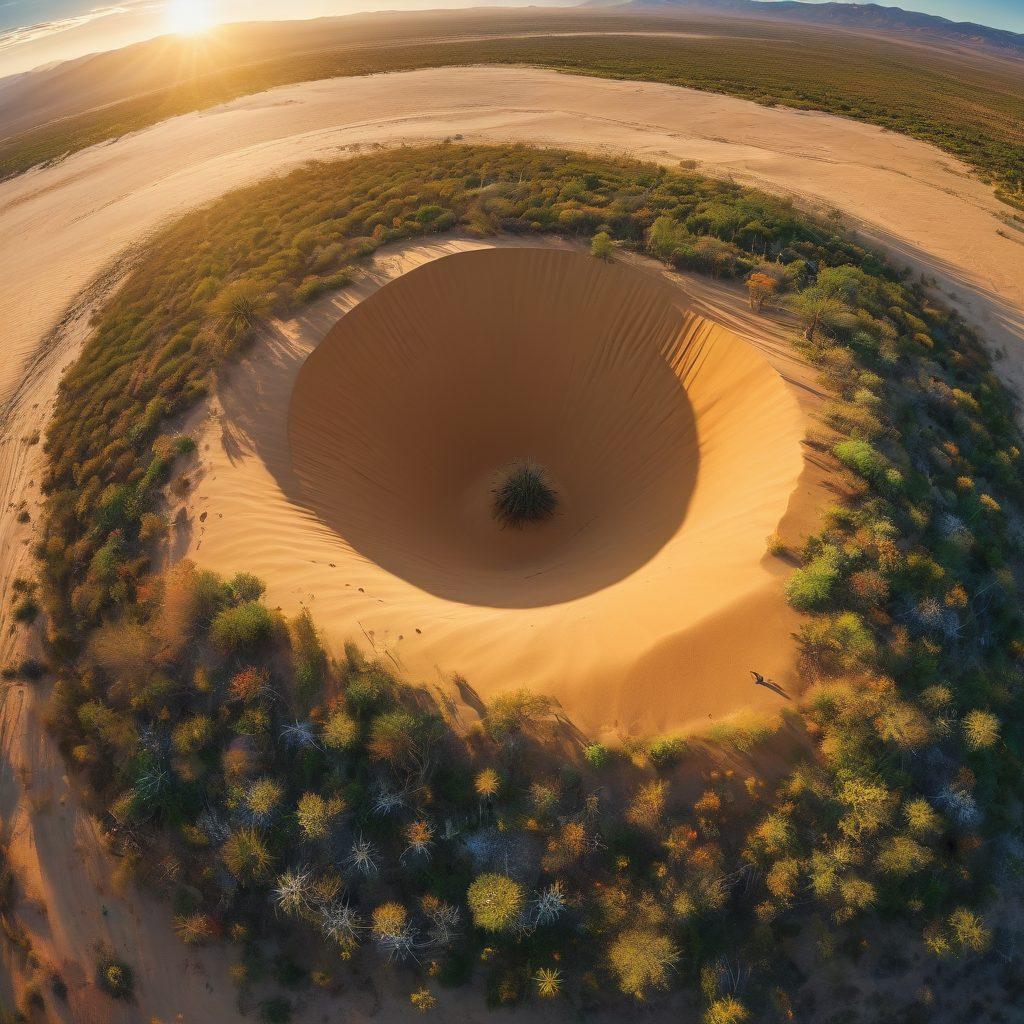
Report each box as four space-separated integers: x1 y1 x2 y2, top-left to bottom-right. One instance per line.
88 621 157 679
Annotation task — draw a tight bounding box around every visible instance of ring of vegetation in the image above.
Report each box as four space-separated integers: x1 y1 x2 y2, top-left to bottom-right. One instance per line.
33 144 1024 1019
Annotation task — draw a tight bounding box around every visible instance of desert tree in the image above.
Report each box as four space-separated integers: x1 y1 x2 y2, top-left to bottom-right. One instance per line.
318 899 364 949
626 780 668 833
222 827 273 884
533 881 567 927
590 231 615 261
402 819 435 862
410 987 437 1012
746 272 778 312
371 902 419 963
347 834 380 877
245 777 284 824
607 928 679 1000
173 912 216 945
467 873 525 932
296 792 344 842
273 867 312 917
788 289 853 342
704 995 751 1024
962 709 1000 750
421 895 460 947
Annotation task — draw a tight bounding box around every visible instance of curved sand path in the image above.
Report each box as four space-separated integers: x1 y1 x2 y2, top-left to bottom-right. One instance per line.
0 64 1022 1021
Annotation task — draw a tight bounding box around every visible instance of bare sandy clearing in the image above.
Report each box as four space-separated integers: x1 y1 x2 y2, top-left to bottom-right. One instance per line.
183 242 811 737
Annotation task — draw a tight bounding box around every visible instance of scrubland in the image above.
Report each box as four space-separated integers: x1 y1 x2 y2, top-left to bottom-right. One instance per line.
13 144 1022 1020
1 12 1022 205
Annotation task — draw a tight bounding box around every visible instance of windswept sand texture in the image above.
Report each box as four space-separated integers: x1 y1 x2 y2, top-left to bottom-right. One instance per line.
290 248 795 608
190 246 806 735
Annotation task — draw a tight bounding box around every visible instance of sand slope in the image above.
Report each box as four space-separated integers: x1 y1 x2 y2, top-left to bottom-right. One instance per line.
181 240 814 738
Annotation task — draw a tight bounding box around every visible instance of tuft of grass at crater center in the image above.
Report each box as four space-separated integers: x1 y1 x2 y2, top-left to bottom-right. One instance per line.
491 461 559 529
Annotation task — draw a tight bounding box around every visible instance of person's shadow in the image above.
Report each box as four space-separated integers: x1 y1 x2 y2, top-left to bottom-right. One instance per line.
751 671 790 699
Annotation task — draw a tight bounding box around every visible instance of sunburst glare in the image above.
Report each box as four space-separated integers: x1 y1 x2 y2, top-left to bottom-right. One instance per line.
166 0 214 36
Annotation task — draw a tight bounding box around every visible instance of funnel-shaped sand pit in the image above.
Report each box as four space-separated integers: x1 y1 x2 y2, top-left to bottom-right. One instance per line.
289 248 799 612
193 242 810 734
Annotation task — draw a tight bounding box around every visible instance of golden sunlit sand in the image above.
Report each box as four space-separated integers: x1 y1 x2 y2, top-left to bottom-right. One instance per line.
181 241 814 737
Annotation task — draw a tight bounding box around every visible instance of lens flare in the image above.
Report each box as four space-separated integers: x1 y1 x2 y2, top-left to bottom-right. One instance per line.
166 0 213 35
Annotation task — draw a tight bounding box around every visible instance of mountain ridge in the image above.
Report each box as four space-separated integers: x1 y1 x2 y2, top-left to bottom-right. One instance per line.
583 0 1024 53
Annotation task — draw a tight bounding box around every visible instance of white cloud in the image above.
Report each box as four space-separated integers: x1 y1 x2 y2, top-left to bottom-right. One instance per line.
0 2 161 54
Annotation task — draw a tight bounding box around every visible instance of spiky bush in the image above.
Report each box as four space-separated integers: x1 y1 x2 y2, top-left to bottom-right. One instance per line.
491 462 558 528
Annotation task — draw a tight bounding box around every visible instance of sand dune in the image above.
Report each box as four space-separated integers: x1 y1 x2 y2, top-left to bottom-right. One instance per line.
182 241 811 737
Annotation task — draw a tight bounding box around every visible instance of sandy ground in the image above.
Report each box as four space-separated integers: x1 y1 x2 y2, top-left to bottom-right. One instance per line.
1 66 1023 421
183 241 815 739
0 64 1021 1020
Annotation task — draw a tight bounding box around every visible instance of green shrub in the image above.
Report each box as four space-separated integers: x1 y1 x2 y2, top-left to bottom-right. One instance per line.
491 462 558 528
607 928 678 1000
230 572 266 602
212 279 269 341
786 547 844 611
467 874 525 932
486 689 551 742
345 668 392 716
211 601 274 652
11 596 39 624
222 827 273 883
96 950 134 1000
649 735 686 768
963 709 1000 750
834 439 889 484
290 608 327 706
323 709 359 749
590 231 614 260
705 997 751 1024
797 612 875 673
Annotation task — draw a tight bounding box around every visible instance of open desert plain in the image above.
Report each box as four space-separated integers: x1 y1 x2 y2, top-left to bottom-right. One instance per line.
0 2 1022 1022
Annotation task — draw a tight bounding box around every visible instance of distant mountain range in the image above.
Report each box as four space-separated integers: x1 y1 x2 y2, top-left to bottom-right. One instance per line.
585 0 1024 53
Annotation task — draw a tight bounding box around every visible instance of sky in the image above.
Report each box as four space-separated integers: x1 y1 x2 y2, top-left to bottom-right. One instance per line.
0 0 1021 78
0 0 552 76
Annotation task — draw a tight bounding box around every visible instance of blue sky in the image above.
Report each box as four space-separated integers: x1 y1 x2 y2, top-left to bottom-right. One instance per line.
781 0 1024 32
2 0 1023 34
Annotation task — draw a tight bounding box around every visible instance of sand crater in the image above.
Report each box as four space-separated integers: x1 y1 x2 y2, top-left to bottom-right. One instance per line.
288 248 779 608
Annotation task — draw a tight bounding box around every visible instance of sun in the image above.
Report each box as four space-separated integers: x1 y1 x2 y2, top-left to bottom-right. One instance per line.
166 0 213 36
